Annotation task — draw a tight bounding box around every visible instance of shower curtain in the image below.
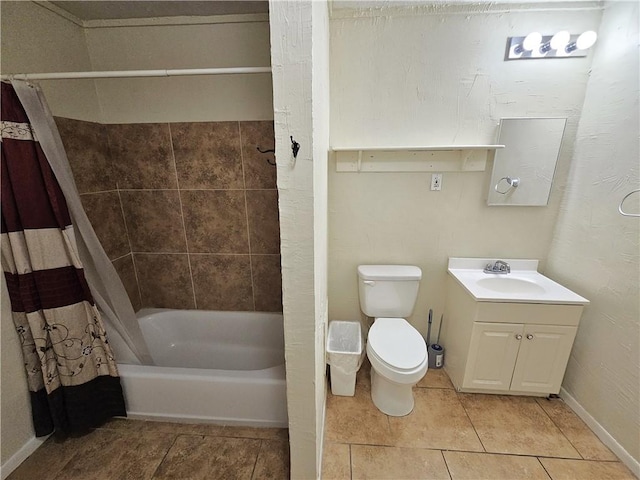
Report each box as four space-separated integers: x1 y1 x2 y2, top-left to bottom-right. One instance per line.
1 82 123 435
0 80 149 435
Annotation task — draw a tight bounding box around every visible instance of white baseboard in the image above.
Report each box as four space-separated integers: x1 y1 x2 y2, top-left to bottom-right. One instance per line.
0 435 46 480
560 387 640 478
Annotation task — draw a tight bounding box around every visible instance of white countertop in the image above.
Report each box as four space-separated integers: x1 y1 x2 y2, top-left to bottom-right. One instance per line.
448 258 590 305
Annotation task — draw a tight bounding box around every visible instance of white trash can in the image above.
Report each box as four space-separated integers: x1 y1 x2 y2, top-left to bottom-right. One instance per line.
327 320 364 396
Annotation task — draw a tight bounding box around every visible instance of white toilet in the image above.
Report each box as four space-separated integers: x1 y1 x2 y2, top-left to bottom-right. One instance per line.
358 265 428 416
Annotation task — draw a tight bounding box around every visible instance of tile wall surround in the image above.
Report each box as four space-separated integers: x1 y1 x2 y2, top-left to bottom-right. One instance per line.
56 117 282 313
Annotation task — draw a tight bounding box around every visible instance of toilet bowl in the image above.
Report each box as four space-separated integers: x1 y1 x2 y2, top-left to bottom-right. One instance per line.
357 265 428 416
366 317 428 416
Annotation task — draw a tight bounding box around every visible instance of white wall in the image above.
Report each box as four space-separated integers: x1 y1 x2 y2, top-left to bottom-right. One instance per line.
312 0 331 475
0 278 36 470
0 2 272 124
546 0 639 468
84 19 273 123
328 4 602 337
0 2 94 471
0 1 100 120
270 0 330 477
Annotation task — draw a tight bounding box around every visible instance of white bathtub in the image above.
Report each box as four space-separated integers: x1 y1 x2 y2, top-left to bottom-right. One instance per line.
109 309 288 428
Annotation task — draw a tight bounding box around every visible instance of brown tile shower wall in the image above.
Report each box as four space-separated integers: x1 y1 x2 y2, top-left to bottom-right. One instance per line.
56 118 282 313
55 117 143 313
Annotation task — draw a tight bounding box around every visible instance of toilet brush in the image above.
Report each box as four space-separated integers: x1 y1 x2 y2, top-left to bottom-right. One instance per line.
426 309 433 347
428 314 445 369
435 314 443 345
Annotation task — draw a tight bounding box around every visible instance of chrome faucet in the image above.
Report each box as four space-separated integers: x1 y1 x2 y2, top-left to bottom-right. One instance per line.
483 260 511 274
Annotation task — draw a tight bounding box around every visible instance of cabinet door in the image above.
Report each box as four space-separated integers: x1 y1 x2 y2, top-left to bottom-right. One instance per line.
463 323 524 391
510 325 577 394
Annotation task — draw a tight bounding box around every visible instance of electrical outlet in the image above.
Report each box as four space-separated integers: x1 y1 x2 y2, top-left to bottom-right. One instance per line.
431 173 443 191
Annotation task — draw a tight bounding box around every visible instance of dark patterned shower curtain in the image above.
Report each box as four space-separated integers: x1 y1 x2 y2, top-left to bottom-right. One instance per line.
1 81 126 436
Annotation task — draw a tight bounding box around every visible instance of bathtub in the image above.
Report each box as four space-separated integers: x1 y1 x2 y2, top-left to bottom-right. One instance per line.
108 309 288 428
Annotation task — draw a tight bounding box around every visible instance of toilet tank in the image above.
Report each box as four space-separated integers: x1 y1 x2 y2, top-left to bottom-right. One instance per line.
357 265 422 318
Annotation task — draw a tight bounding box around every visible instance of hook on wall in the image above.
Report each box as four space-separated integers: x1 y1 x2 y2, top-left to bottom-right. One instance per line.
290 136 300 159
256 146 276 166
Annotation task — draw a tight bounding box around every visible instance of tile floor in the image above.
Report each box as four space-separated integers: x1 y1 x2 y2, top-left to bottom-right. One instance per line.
8 419 289 480
8 365 637 480
321 362 637 480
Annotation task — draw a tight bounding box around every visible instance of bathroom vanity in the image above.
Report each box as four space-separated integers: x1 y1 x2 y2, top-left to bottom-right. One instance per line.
441 258 589 396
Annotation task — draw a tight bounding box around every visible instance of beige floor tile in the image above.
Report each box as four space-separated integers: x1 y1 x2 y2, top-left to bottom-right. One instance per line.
443 451 550 480
355 358 372 390
252 439 290 479
458 394 581 458
100 417 226 436
535 398 618 461
322 443 351 480
222 426 289 441
54 429 176 480
152 435 261 479
101 417 288 440
417 368 454 389
325 383 393 445
7 435 88 480
351 445 450 480
539 458 637 480
9 422 290 480
388 389 484 451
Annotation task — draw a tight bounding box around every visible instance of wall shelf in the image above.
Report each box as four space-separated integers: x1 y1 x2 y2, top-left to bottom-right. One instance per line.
332 145 505 173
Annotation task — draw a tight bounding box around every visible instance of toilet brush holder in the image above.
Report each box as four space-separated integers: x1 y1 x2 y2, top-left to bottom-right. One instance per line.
428 344 444 369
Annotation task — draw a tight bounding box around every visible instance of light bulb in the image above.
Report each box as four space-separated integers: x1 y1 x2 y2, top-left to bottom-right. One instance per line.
576 30 597 49
550 31 570 50
522 32 542 51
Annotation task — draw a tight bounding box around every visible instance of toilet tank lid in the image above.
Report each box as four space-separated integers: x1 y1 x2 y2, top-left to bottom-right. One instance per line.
357 265 422 281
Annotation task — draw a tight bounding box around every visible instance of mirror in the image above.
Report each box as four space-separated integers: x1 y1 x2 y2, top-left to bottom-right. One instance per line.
487 117 567 206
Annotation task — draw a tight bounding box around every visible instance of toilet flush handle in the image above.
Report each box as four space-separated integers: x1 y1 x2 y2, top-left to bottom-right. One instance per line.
363 280 376 286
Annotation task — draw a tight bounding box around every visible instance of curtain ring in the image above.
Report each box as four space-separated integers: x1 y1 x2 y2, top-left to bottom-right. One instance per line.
495 176 520 194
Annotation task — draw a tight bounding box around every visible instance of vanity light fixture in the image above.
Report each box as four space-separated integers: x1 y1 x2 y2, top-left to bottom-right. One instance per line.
506 30 598 60
513 32 542 55
566 30 598 53
540 30 570 53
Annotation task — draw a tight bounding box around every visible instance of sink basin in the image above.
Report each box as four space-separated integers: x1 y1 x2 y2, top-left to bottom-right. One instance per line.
447 258 589 305
476 277 546 295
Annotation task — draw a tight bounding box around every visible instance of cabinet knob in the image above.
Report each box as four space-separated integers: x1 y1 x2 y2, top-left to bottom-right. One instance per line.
515 334 523 340
526 334 534 340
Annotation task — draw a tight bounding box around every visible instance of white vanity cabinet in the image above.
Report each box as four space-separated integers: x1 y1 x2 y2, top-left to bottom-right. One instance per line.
442 276 583 396
465 322 578 394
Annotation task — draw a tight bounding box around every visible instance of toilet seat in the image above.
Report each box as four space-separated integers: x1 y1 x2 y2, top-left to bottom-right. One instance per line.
367 318 428 385
368 318 427 370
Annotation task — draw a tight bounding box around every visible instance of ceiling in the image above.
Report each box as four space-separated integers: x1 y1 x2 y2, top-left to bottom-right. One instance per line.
332 0 601 8
47 0 602 21
49 1 269 21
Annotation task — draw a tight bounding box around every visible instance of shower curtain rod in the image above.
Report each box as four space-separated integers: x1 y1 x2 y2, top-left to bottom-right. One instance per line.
0 66 271 81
